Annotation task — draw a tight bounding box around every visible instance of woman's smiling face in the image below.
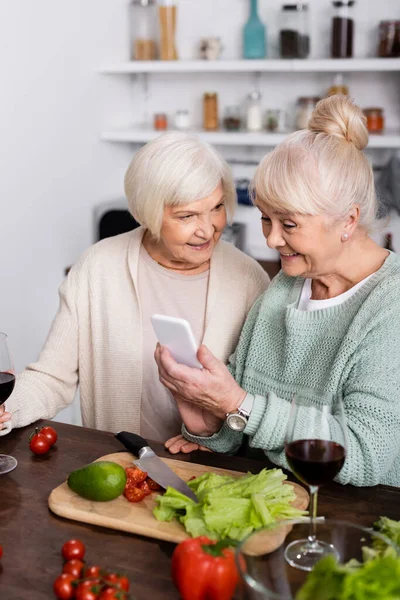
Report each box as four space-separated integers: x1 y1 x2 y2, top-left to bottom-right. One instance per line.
257 200 344 278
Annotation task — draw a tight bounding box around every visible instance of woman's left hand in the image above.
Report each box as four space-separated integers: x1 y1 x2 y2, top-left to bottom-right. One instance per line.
155 343 246 420
165 434 213 455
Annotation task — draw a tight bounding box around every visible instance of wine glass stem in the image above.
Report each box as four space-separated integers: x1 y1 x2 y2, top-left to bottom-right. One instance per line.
308 485 319 545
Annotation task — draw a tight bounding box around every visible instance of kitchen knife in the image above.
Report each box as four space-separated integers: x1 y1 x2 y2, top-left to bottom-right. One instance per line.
115 431 198 502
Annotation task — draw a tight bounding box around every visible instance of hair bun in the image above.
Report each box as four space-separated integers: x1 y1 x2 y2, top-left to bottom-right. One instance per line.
308 95 368 151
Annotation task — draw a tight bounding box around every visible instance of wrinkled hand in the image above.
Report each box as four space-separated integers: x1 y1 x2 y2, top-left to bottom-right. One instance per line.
0 404 11 430
165 434 213 455
155 343 246 420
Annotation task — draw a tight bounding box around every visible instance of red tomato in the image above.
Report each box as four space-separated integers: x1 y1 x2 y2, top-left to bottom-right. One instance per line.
0 544 3 560
29 431 51 455
147 478 161 491
124 477 138 491
125 466 147 483
62 539 86 561
53 573 76 600
83 564 102 578
39 425 58 446
137 480 152 496
115 576 130 592
75 582 99 600
98 588 128 600
63 558 85 578
123 486 146 503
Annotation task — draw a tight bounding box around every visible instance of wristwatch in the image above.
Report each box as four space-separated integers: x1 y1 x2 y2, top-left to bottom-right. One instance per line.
225 394 254 432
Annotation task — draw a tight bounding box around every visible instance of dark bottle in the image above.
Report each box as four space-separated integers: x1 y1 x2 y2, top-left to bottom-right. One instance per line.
384 233 394 252
279 4 310 59
331 0 355 58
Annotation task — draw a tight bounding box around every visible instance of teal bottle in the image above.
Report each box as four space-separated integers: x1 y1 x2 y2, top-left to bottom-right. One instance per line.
243 0 266 59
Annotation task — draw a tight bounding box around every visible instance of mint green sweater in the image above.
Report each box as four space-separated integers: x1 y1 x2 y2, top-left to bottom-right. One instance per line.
185 252 400 487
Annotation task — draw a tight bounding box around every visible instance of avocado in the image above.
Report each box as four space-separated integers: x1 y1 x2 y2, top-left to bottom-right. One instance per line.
67 461 127 502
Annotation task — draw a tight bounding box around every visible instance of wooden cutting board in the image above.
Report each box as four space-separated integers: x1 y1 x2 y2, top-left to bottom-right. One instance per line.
48 452 309 544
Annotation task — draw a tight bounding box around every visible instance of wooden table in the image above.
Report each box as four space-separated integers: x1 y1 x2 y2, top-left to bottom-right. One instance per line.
1 421 399 600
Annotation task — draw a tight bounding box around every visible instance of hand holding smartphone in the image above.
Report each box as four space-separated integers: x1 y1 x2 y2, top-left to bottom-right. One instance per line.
151 314 203 369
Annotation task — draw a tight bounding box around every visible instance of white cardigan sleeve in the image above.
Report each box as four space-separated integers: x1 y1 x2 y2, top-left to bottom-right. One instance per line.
4 256 87 431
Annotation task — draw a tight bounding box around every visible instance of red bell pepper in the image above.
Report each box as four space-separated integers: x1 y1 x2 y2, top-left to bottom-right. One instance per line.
171 536 239 600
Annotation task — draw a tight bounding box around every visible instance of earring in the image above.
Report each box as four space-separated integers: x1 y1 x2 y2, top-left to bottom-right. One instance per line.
342 233 349 241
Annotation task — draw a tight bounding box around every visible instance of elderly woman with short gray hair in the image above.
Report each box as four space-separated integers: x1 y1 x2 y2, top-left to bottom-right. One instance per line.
156 96 400 487
0 133 268 440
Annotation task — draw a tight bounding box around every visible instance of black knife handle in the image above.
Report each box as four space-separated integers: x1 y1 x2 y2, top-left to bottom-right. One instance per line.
115 431 150 456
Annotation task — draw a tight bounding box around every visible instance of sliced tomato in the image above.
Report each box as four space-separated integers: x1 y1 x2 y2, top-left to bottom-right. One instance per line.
137 480 152 496
147 478 162 491
125 466 147 483
123 486 146 503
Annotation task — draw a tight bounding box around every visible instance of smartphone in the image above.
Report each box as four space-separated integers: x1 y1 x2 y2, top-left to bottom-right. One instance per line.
151 314 203 369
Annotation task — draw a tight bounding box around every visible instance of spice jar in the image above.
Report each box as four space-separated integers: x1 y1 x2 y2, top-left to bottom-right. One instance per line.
174 110 190 130
129 0 158 60
154 113 168 130
327 73 349 97
223 106 242 131
203 93 219 131
296 96 320 130
363 108 384 134
331 1 355 58
246 91 263 132
158 0 178 60
378 21 400 58
279 4 310 59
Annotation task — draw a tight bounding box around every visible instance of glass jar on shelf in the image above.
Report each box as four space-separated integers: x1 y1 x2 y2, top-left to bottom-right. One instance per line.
203 93 219 131
378 21 400 57
331 1 355 58
266 109 289 133
154 113 168 130
223 106 242 131
174 110 190 130
296 96 320 129
327 73 349 96
279 4 310 59
246 91 263 132
363 108 384 134
129 0 158 61
158 0 178 60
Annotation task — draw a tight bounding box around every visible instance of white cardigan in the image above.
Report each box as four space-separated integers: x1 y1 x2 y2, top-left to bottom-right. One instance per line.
4 228 269 435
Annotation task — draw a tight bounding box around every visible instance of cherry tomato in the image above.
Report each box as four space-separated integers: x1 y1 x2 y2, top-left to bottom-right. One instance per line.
147 478 161 491
29 430 51 455
53 573 76 600
75 579 102 592
115 576 130 592
75 582 99 600
103 573 129 592
62 539 86 561
123 486 146 503
39 425 58 446
124 477 138 491
63 558 85 578
83 564 102 578
0 544 3 560
137 480 152 496
98 588 128 600
125 466 147 483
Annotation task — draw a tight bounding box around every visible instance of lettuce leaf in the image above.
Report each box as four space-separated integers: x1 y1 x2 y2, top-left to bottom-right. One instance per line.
153 468 308 541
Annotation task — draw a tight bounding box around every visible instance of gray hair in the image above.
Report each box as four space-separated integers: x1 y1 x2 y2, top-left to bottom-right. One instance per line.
124 132 237 237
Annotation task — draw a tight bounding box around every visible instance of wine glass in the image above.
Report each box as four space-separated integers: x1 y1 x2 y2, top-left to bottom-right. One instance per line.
0 333 17 474
284 391 348 571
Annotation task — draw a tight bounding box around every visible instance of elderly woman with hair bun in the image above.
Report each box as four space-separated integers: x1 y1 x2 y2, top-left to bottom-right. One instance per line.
156 96 400 487
0 133 268 441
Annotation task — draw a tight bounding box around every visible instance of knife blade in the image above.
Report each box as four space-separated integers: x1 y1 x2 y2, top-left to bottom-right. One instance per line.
115 431 198 502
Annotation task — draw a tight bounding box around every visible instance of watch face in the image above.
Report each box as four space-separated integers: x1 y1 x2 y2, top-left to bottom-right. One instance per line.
227 413 247 432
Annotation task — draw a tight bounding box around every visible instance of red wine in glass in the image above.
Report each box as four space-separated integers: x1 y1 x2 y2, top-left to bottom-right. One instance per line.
284 392 348 571
285 439 346 487
0 334 18 474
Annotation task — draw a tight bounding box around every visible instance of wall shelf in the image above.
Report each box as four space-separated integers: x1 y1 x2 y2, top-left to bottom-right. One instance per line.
100 58 400 74
100 128 400 149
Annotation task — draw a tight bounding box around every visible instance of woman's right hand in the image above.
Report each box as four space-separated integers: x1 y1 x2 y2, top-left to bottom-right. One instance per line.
165 434 213 455
0 405 11 430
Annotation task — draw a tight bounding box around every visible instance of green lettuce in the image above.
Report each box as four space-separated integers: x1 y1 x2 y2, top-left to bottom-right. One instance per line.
153 468 308 541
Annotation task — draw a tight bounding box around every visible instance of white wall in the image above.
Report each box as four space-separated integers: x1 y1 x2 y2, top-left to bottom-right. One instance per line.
1 0 399 426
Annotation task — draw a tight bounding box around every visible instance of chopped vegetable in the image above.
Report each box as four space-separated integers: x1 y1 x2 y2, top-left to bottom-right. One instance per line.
154 468 308 541
296 516 400 599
